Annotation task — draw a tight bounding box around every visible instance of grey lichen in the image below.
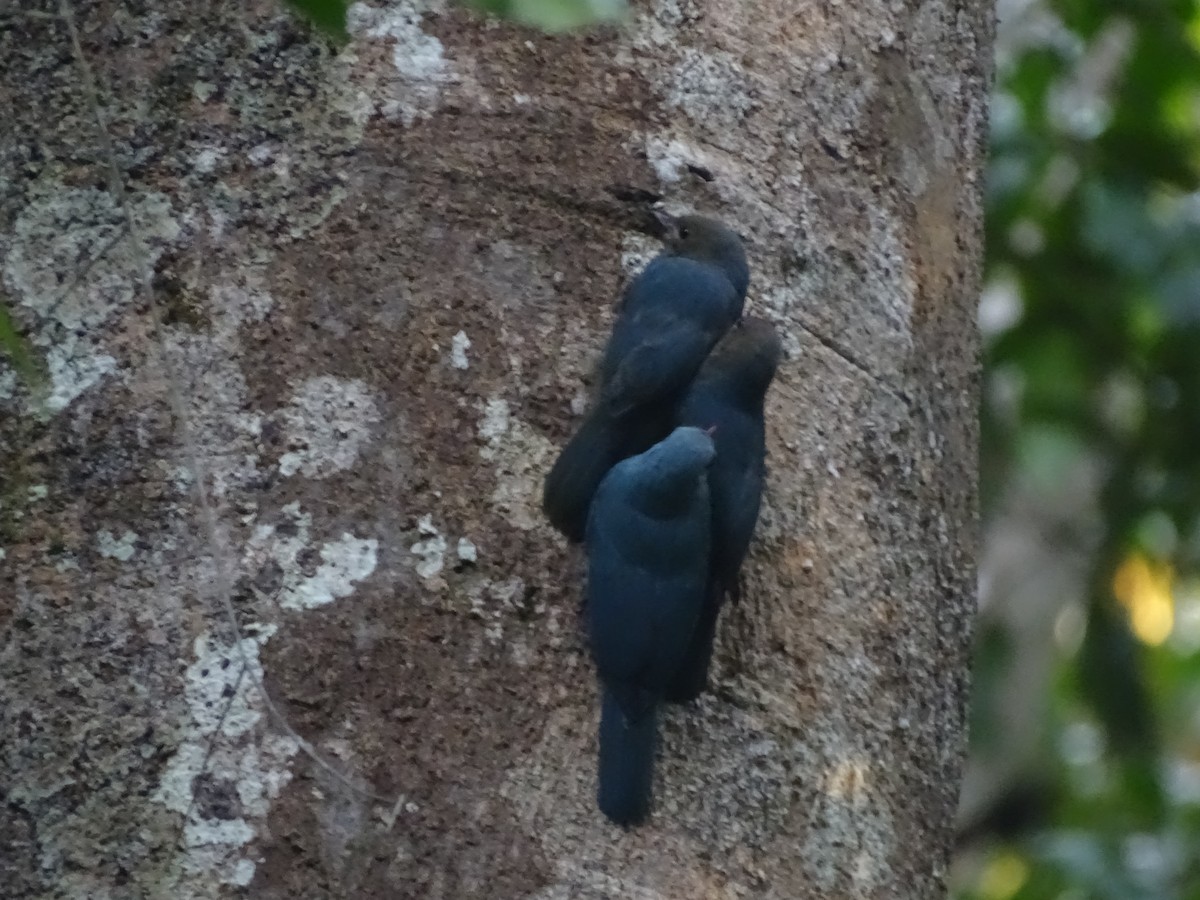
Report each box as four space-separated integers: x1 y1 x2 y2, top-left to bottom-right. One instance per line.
2 184 179 411
152 626 300 897
275 376 382 479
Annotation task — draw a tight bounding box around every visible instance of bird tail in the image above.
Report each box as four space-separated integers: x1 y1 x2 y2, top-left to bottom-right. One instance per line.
597 688 656 827
542 409 621 542
664 584 724 703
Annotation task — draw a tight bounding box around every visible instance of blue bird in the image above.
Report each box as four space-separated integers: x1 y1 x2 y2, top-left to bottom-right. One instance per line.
543 215 747 542
665 317 782 703
586 426 716 826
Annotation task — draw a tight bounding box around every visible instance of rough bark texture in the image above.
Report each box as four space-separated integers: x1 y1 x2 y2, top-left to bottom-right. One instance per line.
0 0 990 897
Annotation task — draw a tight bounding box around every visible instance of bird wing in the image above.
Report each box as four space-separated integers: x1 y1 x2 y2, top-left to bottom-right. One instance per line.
599 259 737 414
588 498 709 689
712 461 765 590
590 562 707 690
601 318 717 414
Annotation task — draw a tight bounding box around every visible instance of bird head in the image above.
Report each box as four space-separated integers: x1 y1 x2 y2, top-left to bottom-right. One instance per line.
705 316 784 395
659 425 718 471
654 212 750 302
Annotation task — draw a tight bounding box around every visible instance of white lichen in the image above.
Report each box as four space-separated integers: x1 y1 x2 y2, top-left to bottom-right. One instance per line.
477 397 556 530
2 184 179 412
450 330 471 369
243 503 379 610
347 0 455 125
207 273 275 339
628 0 684 50
44 353 117 412
569 385 590 417
287 534 379 611
247 143 275 166
664 47 759 130
644 135 708 184
411 514 448 579
97 529 139 561
456 537 477 563
155 496 378 895
276 376 381 479
465 576 528 645
192 147 225 174
478 398 511 444
153 626 300 894
230 857 258 888
619 232 660 276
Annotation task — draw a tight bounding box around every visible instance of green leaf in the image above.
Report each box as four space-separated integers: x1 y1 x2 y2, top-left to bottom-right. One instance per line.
284 0 349 41
0 299 44 389
462 0 627 31
1078 598 1159 763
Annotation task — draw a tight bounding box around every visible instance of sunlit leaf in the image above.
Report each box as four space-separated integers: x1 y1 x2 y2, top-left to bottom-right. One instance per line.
1113 553 1175 645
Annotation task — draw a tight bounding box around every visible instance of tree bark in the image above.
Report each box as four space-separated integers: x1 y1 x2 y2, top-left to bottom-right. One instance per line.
0 0 990 897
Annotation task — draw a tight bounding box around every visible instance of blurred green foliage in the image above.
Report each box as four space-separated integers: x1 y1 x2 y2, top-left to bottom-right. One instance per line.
466 0 625 31
963 0 1200 895
0 296 43 390
284 0 349 40
283 0 625 36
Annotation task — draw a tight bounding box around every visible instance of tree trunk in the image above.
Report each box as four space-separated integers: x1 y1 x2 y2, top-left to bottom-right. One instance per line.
0 0 989 897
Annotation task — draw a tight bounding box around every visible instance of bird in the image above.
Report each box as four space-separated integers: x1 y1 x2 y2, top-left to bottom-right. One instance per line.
542 214 748 543
585 426 716 826
664 317 782 703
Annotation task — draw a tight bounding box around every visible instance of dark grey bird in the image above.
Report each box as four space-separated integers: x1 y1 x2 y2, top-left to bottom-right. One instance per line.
585 425 716 825
665 317 782 703
543 215 748 542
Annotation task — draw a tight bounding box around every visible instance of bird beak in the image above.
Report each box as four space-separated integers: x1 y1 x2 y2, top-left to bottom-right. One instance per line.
650 209 681 244
704 425 718 437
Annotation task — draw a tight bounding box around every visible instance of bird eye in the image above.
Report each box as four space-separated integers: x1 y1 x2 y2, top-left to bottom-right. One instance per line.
679 227 690 239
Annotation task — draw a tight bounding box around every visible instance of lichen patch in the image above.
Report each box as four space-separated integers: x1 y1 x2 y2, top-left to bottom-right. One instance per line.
619 232 660 275
276 375 381 479
243 503 379 610
97 529 139 561
477 397 556 530
347 0 457 125
411 513 448 580
664 47 761 131
644 135 710 184
450 329 472 369
153 626 300 898
2 184 179 411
